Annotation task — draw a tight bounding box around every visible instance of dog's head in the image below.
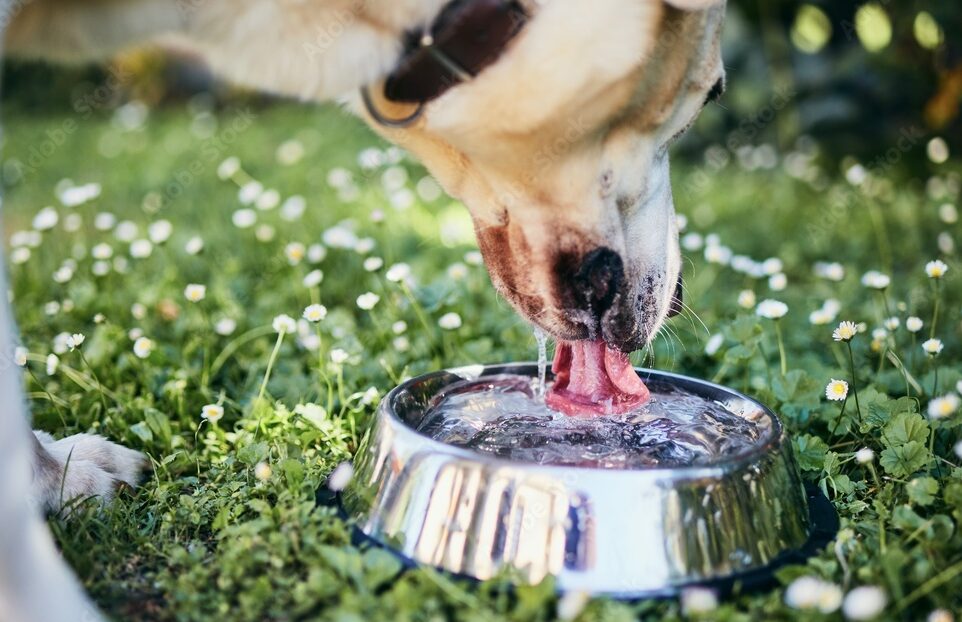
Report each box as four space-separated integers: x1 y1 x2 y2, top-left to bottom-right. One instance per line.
358 0 725 352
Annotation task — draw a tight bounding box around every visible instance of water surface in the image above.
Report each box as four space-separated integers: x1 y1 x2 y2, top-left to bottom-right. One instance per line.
417 374 768 469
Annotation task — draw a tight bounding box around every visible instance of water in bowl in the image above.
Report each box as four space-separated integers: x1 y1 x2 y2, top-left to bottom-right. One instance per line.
417 374 768 469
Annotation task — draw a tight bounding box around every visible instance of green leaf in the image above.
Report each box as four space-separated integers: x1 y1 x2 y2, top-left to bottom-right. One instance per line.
237 441 269 466
906 476 939 506
879 441 930 477
794 434 829 472
361 548 402 589
129 421 153 443
724 344 755 364
882 412 929 448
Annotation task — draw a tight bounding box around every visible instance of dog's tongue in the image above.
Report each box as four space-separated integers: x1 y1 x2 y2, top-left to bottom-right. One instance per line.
546 340 650 416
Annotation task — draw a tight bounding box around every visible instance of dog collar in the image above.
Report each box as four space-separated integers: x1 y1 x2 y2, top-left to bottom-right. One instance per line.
362 0 528 127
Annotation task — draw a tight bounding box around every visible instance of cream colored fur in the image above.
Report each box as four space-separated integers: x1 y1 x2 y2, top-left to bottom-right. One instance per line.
1 0 725 618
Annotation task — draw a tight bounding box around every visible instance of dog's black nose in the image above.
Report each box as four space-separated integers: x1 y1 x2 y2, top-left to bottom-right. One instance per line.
575 247 623 314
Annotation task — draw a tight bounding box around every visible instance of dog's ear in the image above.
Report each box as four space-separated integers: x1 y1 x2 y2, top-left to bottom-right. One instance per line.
664 0 724 10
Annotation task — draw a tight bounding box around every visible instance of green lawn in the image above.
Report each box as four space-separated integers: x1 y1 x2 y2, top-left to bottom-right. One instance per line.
4 98 962 620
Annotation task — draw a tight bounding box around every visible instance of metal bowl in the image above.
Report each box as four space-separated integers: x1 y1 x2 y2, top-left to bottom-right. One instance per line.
342 364 829 597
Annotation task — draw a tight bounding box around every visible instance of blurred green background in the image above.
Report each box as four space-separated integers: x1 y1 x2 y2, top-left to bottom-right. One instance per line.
2 0 958 171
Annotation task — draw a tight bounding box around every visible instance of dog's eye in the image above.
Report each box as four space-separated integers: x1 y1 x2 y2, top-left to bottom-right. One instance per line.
704 77 725 105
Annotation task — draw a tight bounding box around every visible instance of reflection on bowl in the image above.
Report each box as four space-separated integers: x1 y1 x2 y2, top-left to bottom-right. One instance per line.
342 364 830 597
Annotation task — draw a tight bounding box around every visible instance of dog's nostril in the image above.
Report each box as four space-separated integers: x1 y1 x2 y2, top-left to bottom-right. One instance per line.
576 247 623 313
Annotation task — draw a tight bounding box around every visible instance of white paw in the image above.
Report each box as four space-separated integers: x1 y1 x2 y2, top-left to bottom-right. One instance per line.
33 432 146 513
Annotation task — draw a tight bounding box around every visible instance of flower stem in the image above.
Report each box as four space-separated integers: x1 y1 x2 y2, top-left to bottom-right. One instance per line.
774 320 787 376
847 343 862 425
830 395 848 437
930 280 941 340
254 331 285 436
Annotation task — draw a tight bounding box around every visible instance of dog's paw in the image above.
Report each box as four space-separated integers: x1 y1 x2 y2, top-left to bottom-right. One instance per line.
33 432 146 513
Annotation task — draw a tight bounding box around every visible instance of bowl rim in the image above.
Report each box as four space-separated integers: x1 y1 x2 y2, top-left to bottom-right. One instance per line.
380 363 787 479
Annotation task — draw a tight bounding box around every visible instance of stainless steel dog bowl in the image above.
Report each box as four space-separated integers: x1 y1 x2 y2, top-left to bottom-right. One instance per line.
342 364 825 597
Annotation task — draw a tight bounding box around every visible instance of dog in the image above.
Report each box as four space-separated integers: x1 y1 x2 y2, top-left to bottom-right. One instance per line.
0 0 725 617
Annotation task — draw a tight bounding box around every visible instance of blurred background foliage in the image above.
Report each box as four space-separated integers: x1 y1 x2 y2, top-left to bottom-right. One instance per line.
1 1 959 171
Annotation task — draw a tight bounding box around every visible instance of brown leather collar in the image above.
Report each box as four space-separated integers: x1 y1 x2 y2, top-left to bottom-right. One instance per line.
370 0 527 115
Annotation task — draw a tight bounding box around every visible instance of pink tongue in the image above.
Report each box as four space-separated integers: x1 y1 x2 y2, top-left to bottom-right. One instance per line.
545 340 650 416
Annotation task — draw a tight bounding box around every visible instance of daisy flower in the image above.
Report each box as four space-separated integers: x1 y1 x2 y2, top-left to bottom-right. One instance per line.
737 289 756 309
255 189 280 211
32 206 59 231
681 232 703 251
785 576 842 613
814 261 845 282
861 270 890 289
303 304 327 323
92 243 114 260
883 317 900 331
281 196 307 221
385 263 412 283
363 257 384 272
832 321 858 342
704 334 724 356
148 220 173 244
327 461 354 492
232 208 257 229
855 448 875 464
184 284 206 302
438 312 462 330
66 333 85 350
393 336 410 352
356 292 380 310
825 379 849 401
392 321 407 334
928 609 953 622
330 348 350 364
201 404 224 424
129 239 153 259
922 338 944 356
906 316 923 333
704 244 732 265
768 273 787 291
284 242 306 265
185 236 205 255
556 591 590 621
217 156 240 180
927 394 960 419
464 250 483 266
307 243 327 264
215 317 237 336
755 299 788 319
354 237 376 254
254 462 272 481
272 314 297 334
809 308 833 325
238 180 263 205
14 346 27 367
925 259 948 279
842 586 886 621
447 262 468 280
299 270 323 289
680 587 718 615
133 337 154 359
46 354 59 375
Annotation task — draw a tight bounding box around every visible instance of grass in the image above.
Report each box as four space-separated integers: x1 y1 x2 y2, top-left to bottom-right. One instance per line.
4 96 962 621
